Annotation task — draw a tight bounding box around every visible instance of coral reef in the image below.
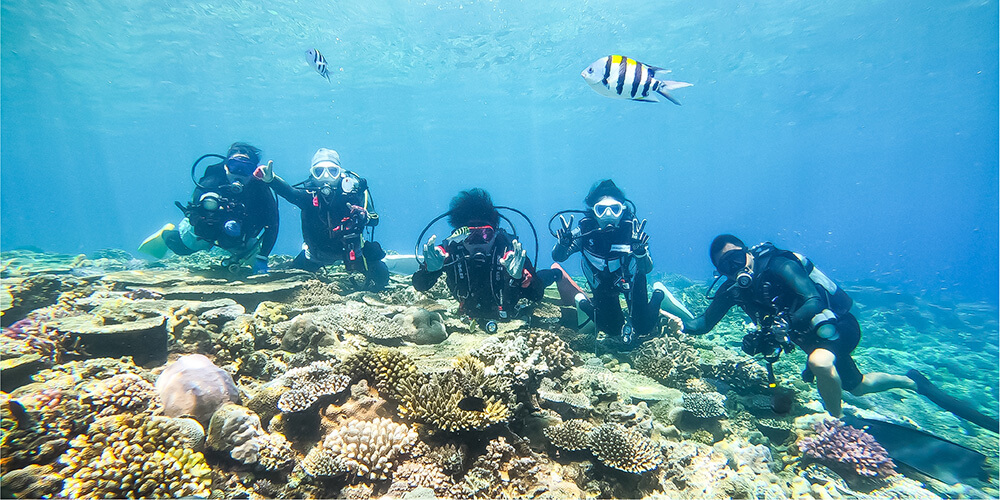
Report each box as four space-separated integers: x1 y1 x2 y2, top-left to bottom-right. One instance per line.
339 347 419 399
798 419 897 479
545 419 661 474
58 413 212 498
396 357 511 432
301 416 418 479
155 353 241 426
543 419 594 451
277 360 351 413
81 373 159 417
631 334 702 388
471 328 579 383
682 391 727 419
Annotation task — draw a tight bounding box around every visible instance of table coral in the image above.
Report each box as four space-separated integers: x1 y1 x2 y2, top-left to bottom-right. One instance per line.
301 416 418 480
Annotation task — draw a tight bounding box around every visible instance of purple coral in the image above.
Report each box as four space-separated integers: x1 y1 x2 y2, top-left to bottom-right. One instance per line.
798 420 896 478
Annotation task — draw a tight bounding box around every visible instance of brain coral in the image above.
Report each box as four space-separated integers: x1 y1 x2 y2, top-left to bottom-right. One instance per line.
544 419 594 451
59 413 212 498
82 373 160 418
587 423 662 474
277 360 351 413
301 416 418 480
155 354 241 426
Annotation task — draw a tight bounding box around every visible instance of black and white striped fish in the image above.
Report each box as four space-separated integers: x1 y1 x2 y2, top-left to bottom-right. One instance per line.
305 48 330 82
582 55 691 105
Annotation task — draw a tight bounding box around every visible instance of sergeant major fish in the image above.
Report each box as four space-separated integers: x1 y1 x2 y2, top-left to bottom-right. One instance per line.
582 55 691 105
306 48 331 82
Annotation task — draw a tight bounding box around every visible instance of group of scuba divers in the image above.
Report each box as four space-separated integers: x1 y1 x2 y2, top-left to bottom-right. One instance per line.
139 142 998 433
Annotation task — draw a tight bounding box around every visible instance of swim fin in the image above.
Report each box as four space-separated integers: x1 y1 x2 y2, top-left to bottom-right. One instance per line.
654 282 695 321
907 369 999 432
138 223 175 259
552 263 585 306
842 412 987 485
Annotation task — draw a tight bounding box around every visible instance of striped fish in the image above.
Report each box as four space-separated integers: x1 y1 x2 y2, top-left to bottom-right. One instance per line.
582 55 691 105
305 48 330 82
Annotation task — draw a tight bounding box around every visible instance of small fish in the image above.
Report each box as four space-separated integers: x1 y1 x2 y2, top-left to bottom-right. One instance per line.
306 48 331 82
7 399 36 430
581 55 691 105
457 395 486 412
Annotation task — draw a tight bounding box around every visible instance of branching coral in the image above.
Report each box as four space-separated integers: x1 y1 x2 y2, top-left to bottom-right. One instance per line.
631 335 702 388
59 413 212 498
396 369 511 432
81 373 160 417
471 329 579 383
277 360 351 413
682 392 727 419
301 416 418 480
798 420 896 478
339 347 419 399
587 423 663 474
543 419 594 451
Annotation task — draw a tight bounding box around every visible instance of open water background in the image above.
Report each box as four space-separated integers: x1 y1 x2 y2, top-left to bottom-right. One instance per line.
2 0 997 304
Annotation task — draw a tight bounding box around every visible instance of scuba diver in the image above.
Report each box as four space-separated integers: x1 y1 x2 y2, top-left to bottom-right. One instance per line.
138 142 278 274
412 188 561 330
550 179 665 349
658 234 999 432
257 148 389 290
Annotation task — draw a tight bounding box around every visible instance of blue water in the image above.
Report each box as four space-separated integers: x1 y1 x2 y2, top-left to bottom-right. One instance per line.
2 0 997 304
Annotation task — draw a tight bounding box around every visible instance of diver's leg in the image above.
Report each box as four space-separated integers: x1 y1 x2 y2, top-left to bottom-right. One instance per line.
630 272 665 336
851 373 917 395
362 241 390 290
535 268 562 288
291 249 323 272
808 348 844 418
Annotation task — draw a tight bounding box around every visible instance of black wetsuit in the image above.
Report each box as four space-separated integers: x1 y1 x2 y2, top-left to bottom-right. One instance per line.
552 214 663 345
167 163 278 258
683 244 863 390
413 230 559 322
270 173 389 289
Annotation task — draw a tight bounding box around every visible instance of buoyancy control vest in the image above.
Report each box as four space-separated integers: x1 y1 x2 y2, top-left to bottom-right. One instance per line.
748 242 853 331
579 216 639 291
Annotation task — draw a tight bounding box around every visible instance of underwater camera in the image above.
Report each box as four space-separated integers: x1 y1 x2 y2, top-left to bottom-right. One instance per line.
741 313 795 387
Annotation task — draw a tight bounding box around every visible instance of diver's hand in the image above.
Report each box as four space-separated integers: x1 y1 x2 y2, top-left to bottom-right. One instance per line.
631 219 649 255
348 204 369 225
422 235 446 272
253 160 274 183
501 239 527 279
771 314 790 338
556 215 574 248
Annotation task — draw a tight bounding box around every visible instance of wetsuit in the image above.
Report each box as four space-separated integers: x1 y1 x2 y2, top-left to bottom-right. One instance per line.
270 172 389 289
552 214 663 345
683 244 863 390
165 163 278 259
413 230 559 322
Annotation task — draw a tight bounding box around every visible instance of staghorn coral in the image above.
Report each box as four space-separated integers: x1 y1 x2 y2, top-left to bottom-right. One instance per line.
798 419 897 478
59 413 212 498
544 419 594 451
302 416 418 480
631 334 702 388
277 360 351 413
396 358 511 432
682 391 727 419
81 373 160 418
155 354 241 426
339 347 419 399
587 423 662 474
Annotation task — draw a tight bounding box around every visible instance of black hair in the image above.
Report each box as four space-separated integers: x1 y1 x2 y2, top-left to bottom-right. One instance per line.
447 188 499 228
584 179 626 207
227 142 261 166
710 234 746 266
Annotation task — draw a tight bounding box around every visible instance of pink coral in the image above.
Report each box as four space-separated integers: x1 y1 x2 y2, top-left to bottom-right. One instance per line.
798 420 896 478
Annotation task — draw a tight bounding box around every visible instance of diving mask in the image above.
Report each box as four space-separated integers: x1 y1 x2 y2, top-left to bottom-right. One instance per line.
311 163 342 180
593 199 625 228
225 153 256 176
460 225 497 256
718 249 753 288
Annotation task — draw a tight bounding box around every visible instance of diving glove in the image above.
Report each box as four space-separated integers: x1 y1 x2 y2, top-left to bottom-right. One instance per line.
631 219 650 256
500 239 526 279
556 215 575 248
422 235 446 272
